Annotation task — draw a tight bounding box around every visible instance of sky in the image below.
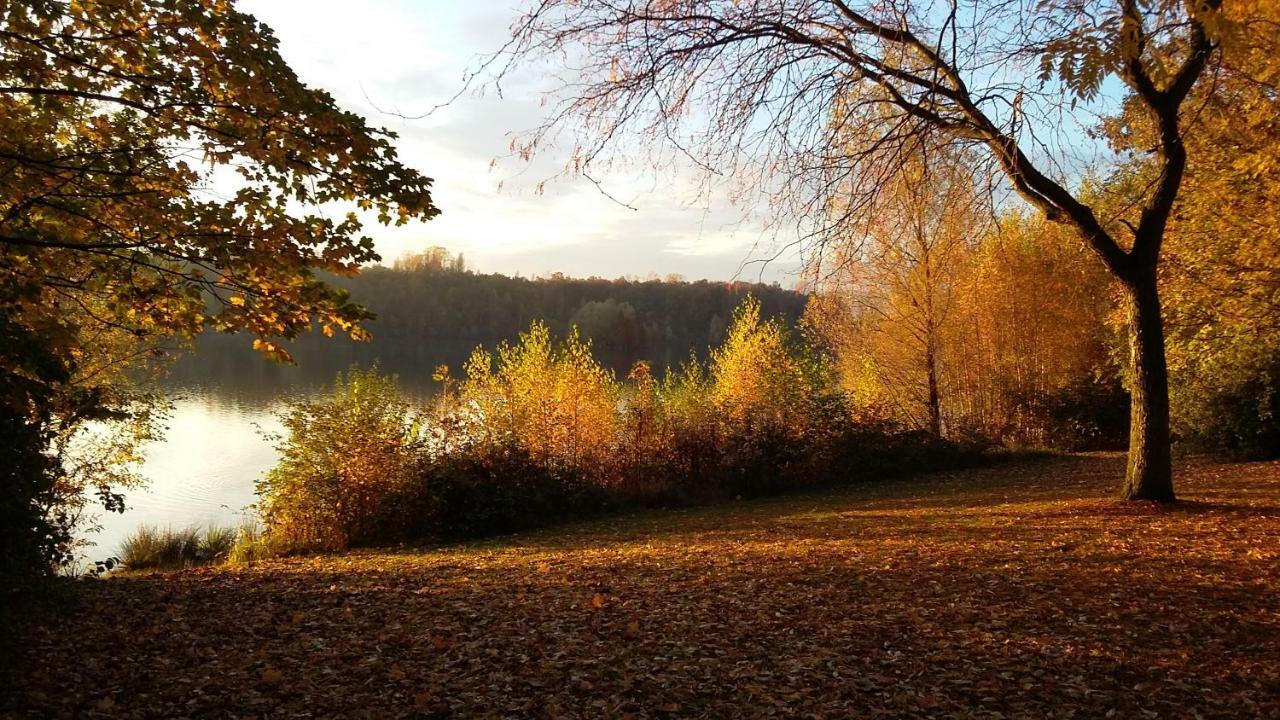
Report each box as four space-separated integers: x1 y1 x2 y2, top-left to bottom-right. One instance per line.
237 0 803 285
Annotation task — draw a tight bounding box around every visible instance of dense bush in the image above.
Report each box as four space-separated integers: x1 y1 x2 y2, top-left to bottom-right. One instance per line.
257 367 424 551
403 444 606 539
458 322 621 473
257 298 988 552
1173 353 1280 458
1041 377 1130 451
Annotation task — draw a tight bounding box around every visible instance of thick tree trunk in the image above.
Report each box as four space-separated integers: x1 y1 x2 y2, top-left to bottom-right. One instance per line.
1121 269 1175 502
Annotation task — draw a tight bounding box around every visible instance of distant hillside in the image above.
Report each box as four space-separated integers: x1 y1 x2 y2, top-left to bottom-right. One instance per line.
176 260 808 390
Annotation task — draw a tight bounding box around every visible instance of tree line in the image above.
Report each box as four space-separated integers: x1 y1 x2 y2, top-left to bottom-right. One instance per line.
182 251 808 384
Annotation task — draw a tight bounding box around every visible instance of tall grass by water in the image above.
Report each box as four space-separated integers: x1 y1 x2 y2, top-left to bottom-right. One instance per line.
119 525 238 570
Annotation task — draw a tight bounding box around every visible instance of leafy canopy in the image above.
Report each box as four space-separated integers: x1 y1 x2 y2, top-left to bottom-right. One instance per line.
1 0 440 360
0 0 438 582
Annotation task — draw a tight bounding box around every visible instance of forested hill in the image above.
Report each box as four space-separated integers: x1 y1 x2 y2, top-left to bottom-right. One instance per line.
180 258 807 388
337 264 805 356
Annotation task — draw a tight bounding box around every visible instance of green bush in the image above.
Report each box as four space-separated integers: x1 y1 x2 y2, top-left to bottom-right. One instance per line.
1175 358 1280 458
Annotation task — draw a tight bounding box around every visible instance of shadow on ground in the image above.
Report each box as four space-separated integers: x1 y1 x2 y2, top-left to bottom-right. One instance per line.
7 454 1280 718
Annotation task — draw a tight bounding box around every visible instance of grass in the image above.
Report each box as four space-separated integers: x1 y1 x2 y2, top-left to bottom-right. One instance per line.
11 454 1280 718
118 524 240 570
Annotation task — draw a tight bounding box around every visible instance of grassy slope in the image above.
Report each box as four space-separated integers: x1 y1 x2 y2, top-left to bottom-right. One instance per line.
8 455 1280 719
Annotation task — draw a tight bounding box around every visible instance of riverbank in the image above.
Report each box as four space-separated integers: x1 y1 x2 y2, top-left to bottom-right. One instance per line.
8 454 1279 718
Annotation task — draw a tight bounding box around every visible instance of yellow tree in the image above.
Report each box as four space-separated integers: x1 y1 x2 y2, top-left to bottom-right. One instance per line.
807 146 987 436
460 322 620 472
498 0 1246 500
710 295 819 434
946 212 1118 444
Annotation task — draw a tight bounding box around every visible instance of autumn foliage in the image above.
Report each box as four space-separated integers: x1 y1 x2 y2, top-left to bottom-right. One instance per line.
257 368 425 551
0 0 438 585
806 208 1125 450
257 298 979 551
12 455 1280 718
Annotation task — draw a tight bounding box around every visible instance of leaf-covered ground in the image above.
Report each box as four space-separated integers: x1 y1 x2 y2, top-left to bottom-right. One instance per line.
7 455 1280 719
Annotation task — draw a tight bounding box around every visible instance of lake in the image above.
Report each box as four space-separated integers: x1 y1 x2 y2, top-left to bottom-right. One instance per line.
80 340 651 562
89 392 283 559
82 346 448 563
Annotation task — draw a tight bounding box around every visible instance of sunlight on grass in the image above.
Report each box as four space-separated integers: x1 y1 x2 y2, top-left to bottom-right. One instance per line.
120 524 249 570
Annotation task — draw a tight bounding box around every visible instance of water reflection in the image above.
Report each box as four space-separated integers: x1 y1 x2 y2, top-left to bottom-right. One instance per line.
88 343 449 560
87 337 678 560
91 394 278 558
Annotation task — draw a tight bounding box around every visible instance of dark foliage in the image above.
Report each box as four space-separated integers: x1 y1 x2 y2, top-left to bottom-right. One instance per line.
177 265 808 386
1042 378 1131 452
0 283 72 600
1178 358 1280 459
395 444 608 541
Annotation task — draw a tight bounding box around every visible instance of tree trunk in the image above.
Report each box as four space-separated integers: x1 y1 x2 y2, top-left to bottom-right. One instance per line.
1121 269 1175 502
925 342 942 438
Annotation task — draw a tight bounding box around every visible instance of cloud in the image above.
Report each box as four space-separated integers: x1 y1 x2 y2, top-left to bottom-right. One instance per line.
237 0 802 285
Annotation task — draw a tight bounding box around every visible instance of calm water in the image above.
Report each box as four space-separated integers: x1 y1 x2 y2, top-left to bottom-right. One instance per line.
89 393 283 559
82 339 669 561
83 350 444 562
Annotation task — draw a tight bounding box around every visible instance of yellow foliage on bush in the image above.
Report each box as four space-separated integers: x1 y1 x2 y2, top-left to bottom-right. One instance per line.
255 298 942 550
257 367 423 551
709 296 825 434
459 322 620 471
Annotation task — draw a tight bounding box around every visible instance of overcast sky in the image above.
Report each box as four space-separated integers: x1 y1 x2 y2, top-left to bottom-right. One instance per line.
237 0 803 285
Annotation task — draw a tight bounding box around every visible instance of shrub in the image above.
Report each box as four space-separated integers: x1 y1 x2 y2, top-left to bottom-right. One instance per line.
459 322 620 473
398 443 606 540
1041 377 1130 451
255 300 990 551
708 296 829 435
257 366 423 551
1173 352 1280 458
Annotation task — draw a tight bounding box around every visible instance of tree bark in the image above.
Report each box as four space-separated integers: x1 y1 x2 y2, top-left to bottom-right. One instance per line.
1120 268 1175 501
925 342 943 438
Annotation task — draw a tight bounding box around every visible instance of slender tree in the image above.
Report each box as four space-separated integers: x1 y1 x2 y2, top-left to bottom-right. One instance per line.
496 0 1243 500
807 145 987 436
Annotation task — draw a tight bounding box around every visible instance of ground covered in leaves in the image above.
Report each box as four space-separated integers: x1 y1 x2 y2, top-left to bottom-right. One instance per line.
7 454 1280 719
